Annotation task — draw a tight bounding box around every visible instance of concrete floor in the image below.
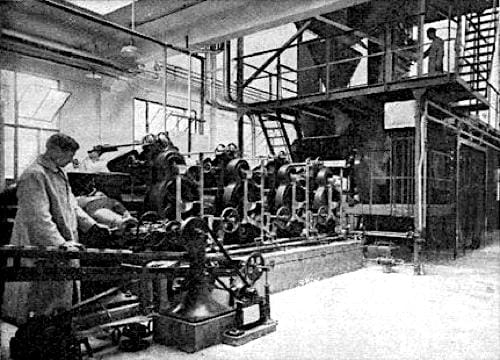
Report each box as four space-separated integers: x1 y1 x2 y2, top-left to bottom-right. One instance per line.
2 240 499 360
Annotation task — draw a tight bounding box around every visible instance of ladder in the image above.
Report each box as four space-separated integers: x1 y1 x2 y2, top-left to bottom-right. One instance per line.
257 112 294 158
458 6 499 113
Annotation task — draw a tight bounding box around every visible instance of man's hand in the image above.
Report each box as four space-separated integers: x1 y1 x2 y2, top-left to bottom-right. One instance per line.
59 241 85 251
81 223 112 248
89 223 112 238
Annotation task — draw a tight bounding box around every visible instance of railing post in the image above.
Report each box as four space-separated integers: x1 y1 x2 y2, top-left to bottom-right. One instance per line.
325 38 331 93
417 0 426 76
454 15 462 76
447 5 451 73
276 56 282 100
269 75 273 100
384 23 393 83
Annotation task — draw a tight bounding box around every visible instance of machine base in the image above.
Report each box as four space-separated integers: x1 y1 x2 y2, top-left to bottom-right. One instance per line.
222 320 278 346
153 311 236 353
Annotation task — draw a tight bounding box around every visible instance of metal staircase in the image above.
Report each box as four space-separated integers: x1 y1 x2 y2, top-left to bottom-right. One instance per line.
255 112 297 157
458 6 499 113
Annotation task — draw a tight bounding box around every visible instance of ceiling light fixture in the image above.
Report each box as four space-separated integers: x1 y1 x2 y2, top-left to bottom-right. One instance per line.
120 42 139 58
120 0 139 58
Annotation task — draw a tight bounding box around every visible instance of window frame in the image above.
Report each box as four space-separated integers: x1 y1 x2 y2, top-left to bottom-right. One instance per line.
133 98 202 144
1 70 67 181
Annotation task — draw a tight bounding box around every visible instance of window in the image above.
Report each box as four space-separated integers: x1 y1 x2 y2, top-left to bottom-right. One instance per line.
0 70 70 181
16 73 70 123
133 98 201 144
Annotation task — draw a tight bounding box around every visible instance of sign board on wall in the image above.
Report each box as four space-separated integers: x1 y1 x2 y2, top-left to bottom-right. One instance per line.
384 100 417 129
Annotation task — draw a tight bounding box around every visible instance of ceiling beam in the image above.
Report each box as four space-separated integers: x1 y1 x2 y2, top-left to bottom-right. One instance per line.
315 15 383 46
39 0 200 58
137 0 371 47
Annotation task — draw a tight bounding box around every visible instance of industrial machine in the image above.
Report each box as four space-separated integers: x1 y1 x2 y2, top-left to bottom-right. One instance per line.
0 132 361 357
76 132 358 250
1 215 276 356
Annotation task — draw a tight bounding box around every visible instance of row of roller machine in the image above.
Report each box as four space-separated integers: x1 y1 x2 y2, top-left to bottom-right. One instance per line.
104 133 357 251
2 133 361 356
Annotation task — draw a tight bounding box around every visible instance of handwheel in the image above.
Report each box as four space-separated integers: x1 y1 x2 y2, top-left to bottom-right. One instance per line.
274 206 291 230
316 206 328 225
220 207 240 233
180 217 209 254
245 252 265 284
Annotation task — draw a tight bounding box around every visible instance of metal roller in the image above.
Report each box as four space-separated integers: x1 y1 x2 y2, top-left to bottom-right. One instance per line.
153 150 185 170
273 206 291 231
315 167 333 187
226 143 239 154
214 143 226 155
312 186 328 210
274 183 306 209
276 164 299 184
222 181 260 210
159 177 200 219
226 158 250 182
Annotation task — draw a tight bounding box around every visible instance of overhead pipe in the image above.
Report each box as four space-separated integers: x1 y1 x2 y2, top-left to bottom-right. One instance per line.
0 45 121 80
163 46 168 132
224 40 237 103
1 29 126 73
199 56 205 135
205 40 241 112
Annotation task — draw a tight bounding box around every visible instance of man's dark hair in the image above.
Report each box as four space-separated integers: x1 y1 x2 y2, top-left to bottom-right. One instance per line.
46 133 80 152
427 27 437 36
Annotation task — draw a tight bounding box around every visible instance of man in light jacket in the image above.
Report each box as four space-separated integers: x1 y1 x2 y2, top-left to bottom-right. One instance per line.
2 133 108 325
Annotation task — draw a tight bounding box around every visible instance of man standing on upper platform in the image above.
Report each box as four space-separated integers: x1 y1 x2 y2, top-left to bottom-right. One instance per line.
424 27 444 75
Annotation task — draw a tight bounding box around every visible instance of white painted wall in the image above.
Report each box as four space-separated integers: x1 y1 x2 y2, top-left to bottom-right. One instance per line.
0 51 239 178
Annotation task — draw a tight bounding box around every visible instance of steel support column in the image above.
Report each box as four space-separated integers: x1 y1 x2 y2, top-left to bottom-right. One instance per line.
417 0 426 76
163 46 168 132
413 90 426 274
0 70 4 191
237 37 245 152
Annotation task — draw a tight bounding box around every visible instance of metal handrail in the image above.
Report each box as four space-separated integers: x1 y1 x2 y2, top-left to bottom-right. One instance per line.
236 33 499 111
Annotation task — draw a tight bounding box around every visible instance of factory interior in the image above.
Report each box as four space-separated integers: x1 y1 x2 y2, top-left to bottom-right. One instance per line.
0 0 499 359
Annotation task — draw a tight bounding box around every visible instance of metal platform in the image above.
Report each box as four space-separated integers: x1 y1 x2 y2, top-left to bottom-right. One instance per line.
247 73 488 112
